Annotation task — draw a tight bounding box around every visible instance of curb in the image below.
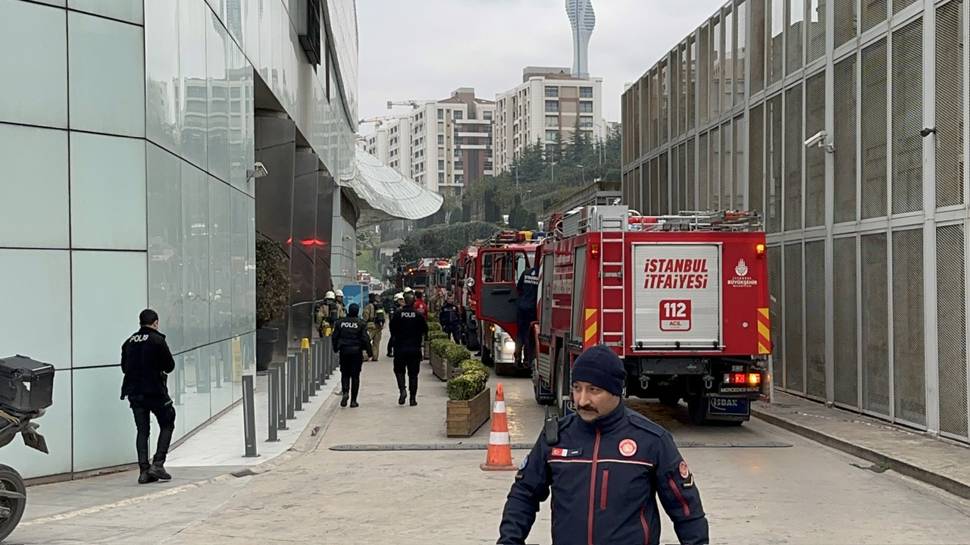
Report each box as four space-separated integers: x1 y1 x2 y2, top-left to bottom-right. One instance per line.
751 408 970 500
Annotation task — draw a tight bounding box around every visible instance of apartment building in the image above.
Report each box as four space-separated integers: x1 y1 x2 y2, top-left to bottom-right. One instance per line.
493 67 606 174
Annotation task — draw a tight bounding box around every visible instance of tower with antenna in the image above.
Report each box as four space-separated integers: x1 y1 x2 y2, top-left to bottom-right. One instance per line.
565 0 595 79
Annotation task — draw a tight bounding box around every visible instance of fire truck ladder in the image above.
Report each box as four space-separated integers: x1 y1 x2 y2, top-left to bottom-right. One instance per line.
599 227 626 349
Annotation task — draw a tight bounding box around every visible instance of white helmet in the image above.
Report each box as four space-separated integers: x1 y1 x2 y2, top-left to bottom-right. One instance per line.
403 287 413 294
325 291 335 300
335 289 344 297
394 293 404 301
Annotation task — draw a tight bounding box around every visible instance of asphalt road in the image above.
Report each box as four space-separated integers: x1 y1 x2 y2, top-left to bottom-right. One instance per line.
10 367 970 545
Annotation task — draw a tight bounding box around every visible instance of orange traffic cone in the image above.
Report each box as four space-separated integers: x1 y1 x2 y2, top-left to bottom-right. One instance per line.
481 383 516 471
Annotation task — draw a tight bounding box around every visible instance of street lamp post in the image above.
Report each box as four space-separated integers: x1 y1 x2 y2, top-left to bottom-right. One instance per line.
577 164 586 184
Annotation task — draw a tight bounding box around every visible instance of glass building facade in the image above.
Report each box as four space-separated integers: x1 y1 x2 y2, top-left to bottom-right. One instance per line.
622 0 969 441
0 0 359 478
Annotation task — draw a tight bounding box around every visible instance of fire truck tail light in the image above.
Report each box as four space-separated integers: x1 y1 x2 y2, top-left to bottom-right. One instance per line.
748 373 762 385
755 243 766 257
590 243 599 257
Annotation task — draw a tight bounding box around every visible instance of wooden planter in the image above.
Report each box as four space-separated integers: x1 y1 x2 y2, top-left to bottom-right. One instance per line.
447 387 491 437
430 351 448 381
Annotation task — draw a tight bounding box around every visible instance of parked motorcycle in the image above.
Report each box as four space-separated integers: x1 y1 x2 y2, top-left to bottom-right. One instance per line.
0 355 54 543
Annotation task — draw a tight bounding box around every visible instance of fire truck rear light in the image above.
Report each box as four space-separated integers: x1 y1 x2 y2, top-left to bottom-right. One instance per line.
756 243 766 257
729 373 747 385
748 373 762 385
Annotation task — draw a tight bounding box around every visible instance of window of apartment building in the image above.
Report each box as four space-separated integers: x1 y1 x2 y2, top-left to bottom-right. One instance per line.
579 116 594 128
579 101 594 114
484 111 493 120
580 86 593 98
455 175 464 185
545 100 559 113
438 134 444 145
454 110 464 120
545 86 559 98
438 160 445 171
546 130 559 142
546 115 558 127
439 173 445 184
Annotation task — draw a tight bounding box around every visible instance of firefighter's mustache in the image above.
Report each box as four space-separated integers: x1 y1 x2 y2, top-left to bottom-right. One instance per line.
577 405 598 413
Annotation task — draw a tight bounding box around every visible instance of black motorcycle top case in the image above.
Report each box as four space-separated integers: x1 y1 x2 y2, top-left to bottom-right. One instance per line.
0 355 55 412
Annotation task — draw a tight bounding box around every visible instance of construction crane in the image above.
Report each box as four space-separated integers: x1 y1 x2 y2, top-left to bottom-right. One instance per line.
386 100 430 110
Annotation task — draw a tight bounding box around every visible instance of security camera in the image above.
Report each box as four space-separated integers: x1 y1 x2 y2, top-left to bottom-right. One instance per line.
804 131 827 148
921 127 937 138
246 162 269 180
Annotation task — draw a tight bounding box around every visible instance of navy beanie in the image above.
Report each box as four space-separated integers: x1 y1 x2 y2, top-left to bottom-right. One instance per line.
572 345 626 396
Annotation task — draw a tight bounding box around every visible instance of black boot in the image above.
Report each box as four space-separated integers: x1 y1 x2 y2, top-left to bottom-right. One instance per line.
148 463 171 481
409 396 417 407
340 392 349 407
398 389 407 405
138 470 158 484
350 400 359 408
408 374 418 406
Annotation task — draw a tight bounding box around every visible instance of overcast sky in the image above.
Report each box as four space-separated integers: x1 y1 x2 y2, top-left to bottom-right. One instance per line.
357 0 725 129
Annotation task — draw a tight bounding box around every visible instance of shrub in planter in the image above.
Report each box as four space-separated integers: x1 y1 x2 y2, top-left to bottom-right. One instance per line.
444 344 472 368
430 339 452 358
447 374 484 401
459 359 488 374
428 331 451 341
428 321 443 333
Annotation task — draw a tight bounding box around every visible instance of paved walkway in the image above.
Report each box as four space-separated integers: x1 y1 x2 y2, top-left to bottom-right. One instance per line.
753 391 970 499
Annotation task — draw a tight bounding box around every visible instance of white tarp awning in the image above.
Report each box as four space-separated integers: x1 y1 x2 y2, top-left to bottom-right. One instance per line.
339 147 443 226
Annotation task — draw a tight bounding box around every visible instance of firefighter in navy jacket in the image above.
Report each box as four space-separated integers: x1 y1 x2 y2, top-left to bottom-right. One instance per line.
497 345 709 545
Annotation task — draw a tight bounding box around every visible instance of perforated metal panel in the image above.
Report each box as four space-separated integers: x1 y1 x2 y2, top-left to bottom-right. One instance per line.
687 139 696 210
734 117 745 210
861 40 888 219
936 0 965 208
861 233 890 416
862 0 887 32
769 0 785 85
937 224 968 438
671 145 681 213
678 144 688 213
769 245 785 375
750 104 765 217
893 0 916 14
834 56 858 223
891 20 923 215
785 86 803 231
835 0 857 48
712 127 722 210
699 133 710 210
768 96 783 232
805 240 826 398
788 0 804 74
722 123 733 209
834 237 859 407
784 243 804 392
808 0 826 63
659 152 670 215
806 73 826 227
892 228 925 426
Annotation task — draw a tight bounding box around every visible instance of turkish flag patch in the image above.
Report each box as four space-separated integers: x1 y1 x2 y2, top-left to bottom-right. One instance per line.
619 439 638 457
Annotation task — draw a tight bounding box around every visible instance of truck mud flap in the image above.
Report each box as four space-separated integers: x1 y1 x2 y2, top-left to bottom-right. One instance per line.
706 397 751 420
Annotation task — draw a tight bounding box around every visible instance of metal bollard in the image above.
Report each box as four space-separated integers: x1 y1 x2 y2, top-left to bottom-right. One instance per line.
267 367 280 442
286 354 297 419
313 342 321 391
278 362 289 430
302 349 311 402
294 352 304 412
242 375 258 457
309 344 318 397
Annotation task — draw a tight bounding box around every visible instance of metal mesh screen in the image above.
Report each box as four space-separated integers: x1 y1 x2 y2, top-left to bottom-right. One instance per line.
788 0 804 74
891 20 923 215
892 228 925 426
736 0 747 105
734 116 745 210
712 19 721 120
769 0 785 85
699 133 710 210
834 237 859 406
784 243 804 392
678 144 688 213
689 37 697 131
785 85 804 230
657 153 670 214
750 104 765 217
862 0 887 32
808 0 827 63
724 10 734 113
861 40 888 219
834 56 858 223
661 62 669 145
712 127 722 210
862 233 890 416
806 73 826 227
671 145 681 213
936 0 965 208
893 0 916 14
767 96 783 232
652 158 661 215
835 0 857 48
769 246 784 377
687 139 696 210
937 224 968 438
722 123 733 209
699 26 710 125
805 240 826 398
752 0 766 94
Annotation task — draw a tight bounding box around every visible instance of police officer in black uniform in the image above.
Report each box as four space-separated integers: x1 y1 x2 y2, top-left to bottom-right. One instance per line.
438 295 461 344
497 345 709 545
389 293 428 406
513 262 541 367
332 303 374 408
120 309 177 485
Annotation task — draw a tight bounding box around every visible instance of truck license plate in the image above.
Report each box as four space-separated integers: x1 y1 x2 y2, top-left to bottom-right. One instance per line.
659 299 692 332
708 397 750 416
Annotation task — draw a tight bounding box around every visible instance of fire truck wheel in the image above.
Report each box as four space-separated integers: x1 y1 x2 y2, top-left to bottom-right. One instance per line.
658 392 681 407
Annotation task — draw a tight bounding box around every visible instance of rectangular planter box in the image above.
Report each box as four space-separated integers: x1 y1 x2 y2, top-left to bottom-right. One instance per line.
447 387 491 437
430 351 448 381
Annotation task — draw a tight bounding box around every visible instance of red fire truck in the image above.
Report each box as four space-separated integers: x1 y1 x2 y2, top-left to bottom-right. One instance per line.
526 206 770 424
458 230 544 376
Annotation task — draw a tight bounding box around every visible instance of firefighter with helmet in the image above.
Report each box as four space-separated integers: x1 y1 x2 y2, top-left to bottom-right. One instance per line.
334 289 347 319
316 291 338 337
387 292 405 358
362 293 386 361
498 345 709 545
